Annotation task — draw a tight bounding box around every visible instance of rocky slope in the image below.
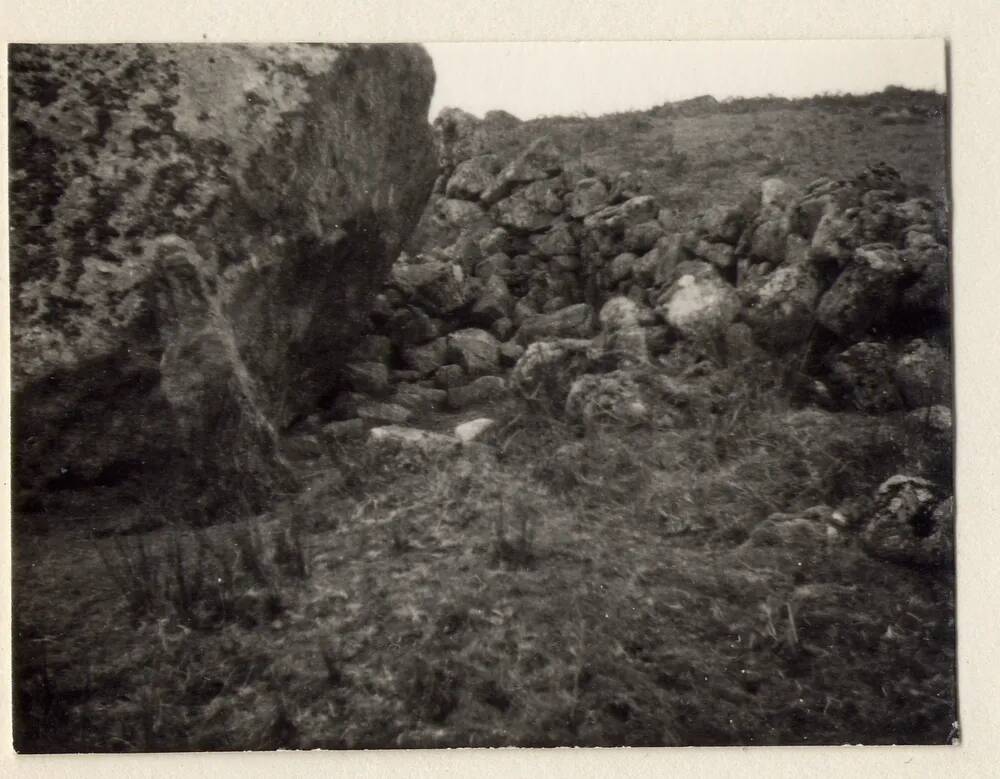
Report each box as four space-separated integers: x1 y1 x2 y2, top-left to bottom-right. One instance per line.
10 44 437 517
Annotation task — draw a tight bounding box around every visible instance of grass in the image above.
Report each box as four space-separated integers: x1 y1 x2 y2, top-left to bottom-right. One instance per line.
13 348 956 750
13 86 953 751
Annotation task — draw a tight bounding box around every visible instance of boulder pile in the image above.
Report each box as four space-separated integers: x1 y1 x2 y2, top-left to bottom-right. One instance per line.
324 118 950 436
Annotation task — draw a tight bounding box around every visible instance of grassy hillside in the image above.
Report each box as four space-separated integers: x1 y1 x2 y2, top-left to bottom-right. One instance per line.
13 86 955 751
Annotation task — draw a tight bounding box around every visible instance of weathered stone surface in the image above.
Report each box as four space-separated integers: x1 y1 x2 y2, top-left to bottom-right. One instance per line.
828 342 903 413
345 361 391 398
516 303 594 344
433 364 467 389
893 339 950 409
446 328 502 376
509 338 593 405
744 263 822 349
568 177 610 218
592 297 648 367
564 371 650 427
445 154 500 200
531 222 578 256
492 190 559 233
816 245 905 339
482 136 562 204
697 204 745 245
356 401 413 425
10 43 436 507
862 476 953 567
390 259 467 316
583 195 658 233
656 264 740 341
392 383 448 413
470 274 513 326
693 240 736 270
387 305 442 347
368 425 459 455
320 418 366 442
454 417 496 443
624 220 665 253
400 337 449 376
350 334 393 366
447 375 507 410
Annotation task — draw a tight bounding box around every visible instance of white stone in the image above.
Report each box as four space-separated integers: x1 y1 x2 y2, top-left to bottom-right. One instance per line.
454 417 496 443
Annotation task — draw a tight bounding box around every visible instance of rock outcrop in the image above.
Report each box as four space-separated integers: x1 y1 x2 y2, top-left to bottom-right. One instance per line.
10 44 437 515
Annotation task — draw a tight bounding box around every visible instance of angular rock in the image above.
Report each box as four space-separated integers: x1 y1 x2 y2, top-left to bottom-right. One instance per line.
387 305 442 347
499 340 525 367
390 259 467 316
592 296 648 367
401 337 449 376
749 217 788 264
454 418 496 443
445 154 500 200
470 274 514 325
744 263 822 349
516 303 594 344
446 328 501 376
568 177 610 218
893 339 951 409
433 364 467 389
478 227 514 256
9 43 436 507
492 190 559 233
392 383 448 413
447 375 507 410
437 197 488 227
693 240 736 270
609 252 638 283
531 222 578 256
321 418 366 442
509 338 593 406
491 317 515 342
482 136 562 204
697 204 745 245
565 371 650 427
829 342 903 413
657 264 740 341
368 425 459 456
350 334 393 366
583 195 659 233
816 245 905 339
624 220 665 253
356 401 413 425
345 361 391 398
862 476 953 567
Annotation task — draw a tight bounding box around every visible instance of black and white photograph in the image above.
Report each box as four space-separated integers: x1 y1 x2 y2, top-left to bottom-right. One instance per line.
8 36 961 753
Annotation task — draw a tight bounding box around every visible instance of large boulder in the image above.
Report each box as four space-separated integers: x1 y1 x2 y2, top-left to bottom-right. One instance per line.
9 44 436 511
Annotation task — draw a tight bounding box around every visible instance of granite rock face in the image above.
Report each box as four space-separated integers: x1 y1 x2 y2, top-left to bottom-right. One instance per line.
10 43 437 512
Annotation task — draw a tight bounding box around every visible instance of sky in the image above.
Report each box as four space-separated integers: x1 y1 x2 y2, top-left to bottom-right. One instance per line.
424 40 946 121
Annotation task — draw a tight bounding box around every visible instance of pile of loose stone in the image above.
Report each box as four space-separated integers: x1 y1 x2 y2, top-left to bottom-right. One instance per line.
316 133 949 443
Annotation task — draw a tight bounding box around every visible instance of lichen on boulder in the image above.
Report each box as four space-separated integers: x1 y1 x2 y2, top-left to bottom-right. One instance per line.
10 43 437 517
